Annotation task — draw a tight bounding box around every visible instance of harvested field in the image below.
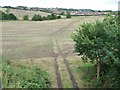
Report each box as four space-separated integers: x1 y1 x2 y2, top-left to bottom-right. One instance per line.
1 16 104 88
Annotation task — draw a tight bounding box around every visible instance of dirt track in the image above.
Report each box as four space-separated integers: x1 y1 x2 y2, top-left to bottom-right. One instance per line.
51 18 82 88
52 38 79 89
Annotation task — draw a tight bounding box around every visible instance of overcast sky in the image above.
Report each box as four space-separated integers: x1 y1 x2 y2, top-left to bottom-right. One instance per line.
0 0 119 11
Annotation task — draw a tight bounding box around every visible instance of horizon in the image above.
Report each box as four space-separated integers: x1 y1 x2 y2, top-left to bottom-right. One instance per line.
0 0 120 11
0 5 118 11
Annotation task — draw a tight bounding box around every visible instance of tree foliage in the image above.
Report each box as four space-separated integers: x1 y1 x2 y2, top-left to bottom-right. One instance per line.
47 13 57 20
66 13 71 18
23 15 29 20
0 12 17 20
31 14 62 21
42 16 48 20
32 14 43 21
57 15 61 19
72 15 120 88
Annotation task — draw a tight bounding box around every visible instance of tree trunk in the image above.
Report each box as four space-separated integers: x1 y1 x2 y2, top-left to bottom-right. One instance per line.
97 60 101 81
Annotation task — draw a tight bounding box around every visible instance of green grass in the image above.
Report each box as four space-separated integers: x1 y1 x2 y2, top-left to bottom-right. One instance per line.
77 62 97 87
69 58 97 88
2 59 51 88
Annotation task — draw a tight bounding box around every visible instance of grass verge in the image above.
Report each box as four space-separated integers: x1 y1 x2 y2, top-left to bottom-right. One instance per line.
2 59 51 88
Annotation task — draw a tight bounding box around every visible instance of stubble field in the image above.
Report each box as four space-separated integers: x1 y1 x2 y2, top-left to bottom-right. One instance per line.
1 16 104 88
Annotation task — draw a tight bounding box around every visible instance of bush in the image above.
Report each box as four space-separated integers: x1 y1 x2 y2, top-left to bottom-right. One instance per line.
42 16 48 20
72 15 119 88
1 12 9 20
51 13 57 19
8 13 17 20
23 15 29 20
57 15 61 19
31 14 61 21
2 60 51 88
32 14 43 21
47 13 57 20
1 12 17 20
47 15 52 20
66 13 71 18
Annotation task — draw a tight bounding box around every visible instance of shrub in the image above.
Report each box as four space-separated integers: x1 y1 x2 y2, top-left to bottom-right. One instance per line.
66 13 71 18
47 15 52 20
51 13 57 19
23 15 29 20
8 13 17 20
72 15 119 88
1 13 17 20
42 16 48 20
2 60 51 88
47 13 57 20
32 14 43 21
57 15 61 19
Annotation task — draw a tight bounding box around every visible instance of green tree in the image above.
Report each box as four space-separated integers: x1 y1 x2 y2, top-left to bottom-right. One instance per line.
32 14 43 21
72 15 119 87
66 13 71 18
8 13 17 20
23 15 29 20
1 12 8 20
51 13 57 19
42 16 48 20
47 13 57 20
1 13 17 20
47 15 52 20
57 15 61 19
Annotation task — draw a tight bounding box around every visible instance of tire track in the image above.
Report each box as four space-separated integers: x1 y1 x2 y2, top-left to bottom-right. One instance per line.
56 39 79 89
64 58 79 89
51 18 82 89
52 38 63 89
54 55 63 89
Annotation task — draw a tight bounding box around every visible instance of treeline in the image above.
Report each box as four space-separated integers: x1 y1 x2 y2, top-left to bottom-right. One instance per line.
0 11 71 21
0 12 17 20
31 13 61 21
24 13 71 21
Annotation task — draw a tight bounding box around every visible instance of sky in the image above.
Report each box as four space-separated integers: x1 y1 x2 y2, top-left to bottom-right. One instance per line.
0 0 120 11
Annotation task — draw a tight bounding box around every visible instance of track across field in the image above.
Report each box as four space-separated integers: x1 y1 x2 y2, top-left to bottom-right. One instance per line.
1 16 104 88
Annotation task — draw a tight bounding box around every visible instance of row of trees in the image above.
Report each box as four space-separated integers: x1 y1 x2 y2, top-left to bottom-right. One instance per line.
24 13 71 21
0 12 17 20
72 15 120 88
31 13 61 21
0 11 71 21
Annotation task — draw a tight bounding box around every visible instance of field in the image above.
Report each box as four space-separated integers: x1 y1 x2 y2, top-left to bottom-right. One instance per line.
1 16 104 88
0 8 50 19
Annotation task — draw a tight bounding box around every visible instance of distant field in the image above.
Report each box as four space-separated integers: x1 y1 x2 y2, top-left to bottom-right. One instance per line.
1 16 105 88
0 8 50 19
2 16 104 59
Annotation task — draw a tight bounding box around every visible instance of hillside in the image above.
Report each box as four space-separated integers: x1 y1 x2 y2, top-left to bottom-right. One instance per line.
0 8 51 19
